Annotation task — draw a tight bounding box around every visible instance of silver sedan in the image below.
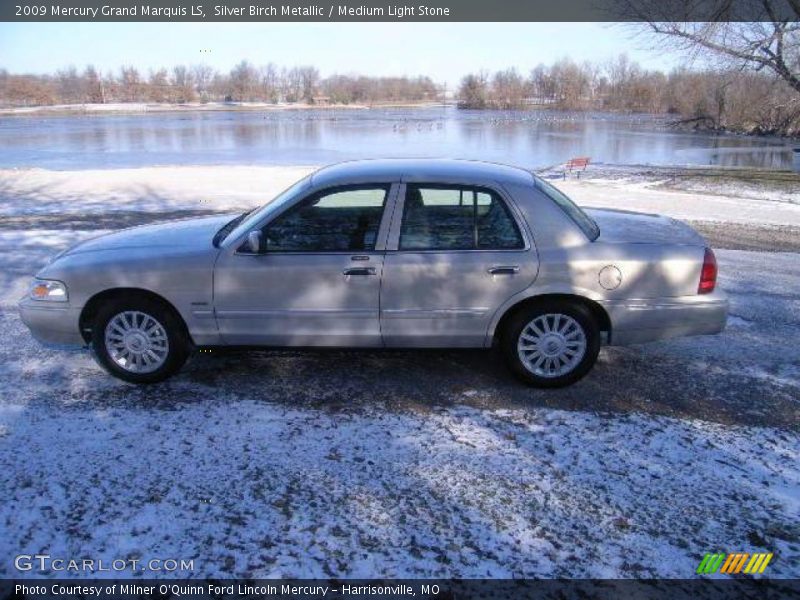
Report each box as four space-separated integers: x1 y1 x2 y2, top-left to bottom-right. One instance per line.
19 159 728 387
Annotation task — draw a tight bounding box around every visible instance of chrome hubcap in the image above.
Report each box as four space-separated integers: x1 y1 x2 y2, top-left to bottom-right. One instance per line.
517 313 587 378
104 311 169 374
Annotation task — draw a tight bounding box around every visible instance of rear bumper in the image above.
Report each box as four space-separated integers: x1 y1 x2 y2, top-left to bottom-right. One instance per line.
18 297 85 347
602 289 729 346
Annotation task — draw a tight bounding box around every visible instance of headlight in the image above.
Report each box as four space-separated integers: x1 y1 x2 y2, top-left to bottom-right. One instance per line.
29 279 68 302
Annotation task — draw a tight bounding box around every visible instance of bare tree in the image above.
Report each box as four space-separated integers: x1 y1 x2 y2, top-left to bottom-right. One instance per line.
457 72 490 108
148 69 170 103
490 68 528 109
282 67 303 103
211 72 230 101
1 74 56 105
229 60 258 101
172 65 196 103
322 74 437 104
119 66 143 102
55 66 83 104
530 64 557 104
84 66 104 103
550 58 590 109
297 66 320 102
192 64 215 102
582 60 602 105
617 0 800 94
260 63 279 103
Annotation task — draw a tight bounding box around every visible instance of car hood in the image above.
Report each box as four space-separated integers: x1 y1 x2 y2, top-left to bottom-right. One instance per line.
586 207 706 246
61 214 237 257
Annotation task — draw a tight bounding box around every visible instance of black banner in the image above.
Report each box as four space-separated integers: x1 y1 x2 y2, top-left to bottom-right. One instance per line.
2 0 799 22
3 579 800 600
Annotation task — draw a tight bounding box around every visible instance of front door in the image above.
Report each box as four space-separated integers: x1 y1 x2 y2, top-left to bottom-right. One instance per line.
380 183 537 347
214 184 395 346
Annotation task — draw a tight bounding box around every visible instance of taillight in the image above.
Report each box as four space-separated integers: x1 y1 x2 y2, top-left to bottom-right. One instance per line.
698 247 717 294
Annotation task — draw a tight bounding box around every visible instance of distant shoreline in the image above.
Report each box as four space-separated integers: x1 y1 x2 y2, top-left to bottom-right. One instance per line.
2 102 797 141
0 100 448 117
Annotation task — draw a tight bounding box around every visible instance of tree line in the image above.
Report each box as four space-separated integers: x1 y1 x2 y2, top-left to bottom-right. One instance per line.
1 54 797 136
0 61 440 107
457 55 800 136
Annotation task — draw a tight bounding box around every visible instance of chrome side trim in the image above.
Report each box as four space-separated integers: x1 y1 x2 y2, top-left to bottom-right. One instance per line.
598 298 729 311
216 309 378 319
381 308 489 319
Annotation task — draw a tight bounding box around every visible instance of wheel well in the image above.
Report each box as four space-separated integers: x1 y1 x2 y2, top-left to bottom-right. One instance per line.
493 293 611 345
78 288 191 344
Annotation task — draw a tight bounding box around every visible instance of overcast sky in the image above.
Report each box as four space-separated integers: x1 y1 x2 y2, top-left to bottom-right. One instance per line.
1 22 682 84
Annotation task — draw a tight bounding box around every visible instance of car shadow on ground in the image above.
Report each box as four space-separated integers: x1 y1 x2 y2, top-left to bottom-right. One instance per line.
8 322 789 429
154 344 798 429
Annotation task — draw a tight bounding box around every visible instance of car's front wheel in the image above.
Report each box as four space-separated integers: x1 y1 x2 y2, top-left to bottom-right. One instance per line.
502 301 600 388
91 296 190 383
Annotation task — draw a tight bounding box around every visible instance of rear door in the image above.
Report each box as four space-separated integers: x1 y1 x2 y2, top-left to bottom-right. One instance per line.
380 182 538 347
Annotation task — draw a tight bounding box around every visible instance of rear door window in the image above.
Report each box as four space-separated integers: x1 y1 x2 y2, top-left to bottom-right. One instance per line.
400 185 524 251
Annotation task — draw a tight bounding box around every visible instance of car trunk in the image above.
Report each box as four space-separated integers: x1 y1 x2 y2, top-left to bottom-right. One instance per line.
585 207 706 247
583 208 710 298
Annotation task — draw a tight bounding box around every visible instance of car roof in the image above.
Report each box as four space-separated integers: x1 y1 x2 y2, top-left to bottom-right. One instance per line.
310 158 534 187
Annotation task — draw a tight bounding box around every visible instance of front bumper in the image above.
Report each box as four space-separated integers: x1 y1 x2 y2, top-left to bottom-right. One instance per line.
602 289 729 346
18 297 85 347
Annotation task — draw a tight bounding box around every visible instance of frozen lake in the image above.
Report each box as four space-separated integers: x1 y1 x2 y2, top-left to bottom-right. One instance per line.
0 106 795 170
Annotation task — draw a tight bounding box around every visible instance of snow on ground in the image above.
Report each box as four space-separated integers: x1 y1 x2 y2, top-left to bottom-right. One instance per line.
0 230 117 306
0 166 315 216
0 165 798 579
1 241 798 578
0 400 797 579
558 178 800 227
2 164 799 226
540 163 800 206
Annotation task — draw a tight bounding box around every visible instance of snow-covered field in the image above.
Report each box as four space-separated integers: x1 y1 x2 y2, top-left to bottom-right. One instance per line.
558 177 800 226
1 401 797 579
0 165 798 579
0 166 314 216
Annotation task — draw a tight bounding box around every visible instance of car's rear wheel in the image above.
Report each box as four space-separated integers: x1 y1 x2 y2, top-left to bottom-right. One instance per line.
502 301 600 388
91 296 189 383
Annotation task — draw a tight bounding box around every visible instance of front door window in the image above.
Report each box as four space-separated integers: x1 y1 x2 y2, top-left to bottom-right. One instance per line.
263 185 389 252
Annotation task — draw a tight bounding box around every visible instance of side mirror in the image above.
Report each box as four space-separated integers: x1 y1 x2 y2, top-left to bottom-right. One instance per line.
247 230 262 253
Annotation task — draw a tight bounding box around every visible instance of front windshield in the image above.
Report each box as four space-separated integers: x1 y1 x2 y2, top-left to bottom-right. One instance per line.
536 177 600 241
222 175 313 246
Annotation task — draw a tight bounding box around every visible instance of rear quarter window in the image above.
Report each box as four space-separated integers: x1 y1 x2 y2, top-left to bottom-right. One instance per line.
536 178 600 241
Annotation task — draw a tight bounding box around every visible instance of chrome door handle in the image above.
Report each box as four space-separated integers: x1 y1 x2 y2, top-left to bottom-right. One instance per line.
343 267 376 276
488 266 520 275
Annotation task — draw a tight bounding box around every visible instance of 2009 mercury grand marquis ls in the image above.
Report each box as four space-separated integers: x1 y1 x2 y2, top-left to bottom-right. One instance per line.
19 159 728 387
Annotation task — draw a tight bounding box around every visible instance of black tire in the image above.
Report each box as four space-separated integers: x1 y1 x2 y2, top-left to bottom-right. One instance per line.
91 295 190 384
502 300 600 388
